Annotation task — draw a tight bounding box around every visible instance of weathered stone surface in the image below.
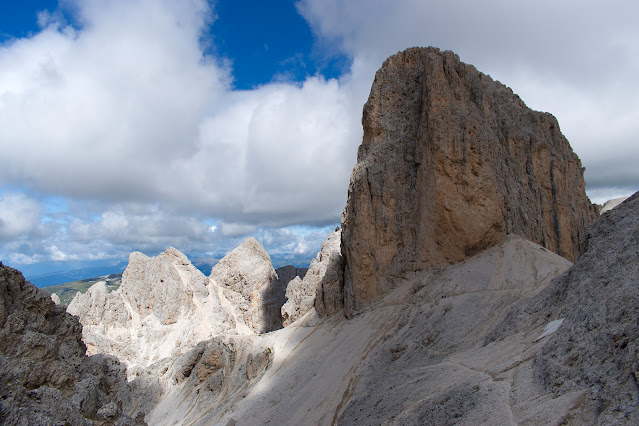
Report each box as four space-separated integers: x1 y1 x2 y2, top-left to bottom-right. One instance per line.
135 335 273 425
51 292 61 305
209 238 282 334
341 46 597 314
68 247 237 376
281 230 343 325
267 266 307 329
0 262 138 425
69 239 298 380
487 191 639 423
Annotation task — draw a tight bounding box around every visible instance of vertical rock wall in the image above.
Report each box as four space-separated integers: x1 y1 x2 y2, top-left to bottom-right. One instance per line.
341 47 597 314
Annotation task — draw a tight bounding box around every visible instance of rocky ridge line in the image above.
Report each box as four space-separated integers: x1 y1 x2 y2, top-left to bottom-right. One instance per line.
68 238 305 376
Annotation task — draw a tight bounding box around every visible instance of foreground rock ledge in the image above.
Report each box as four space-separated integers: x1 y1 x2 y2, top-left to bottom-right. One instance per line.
341 46 597 314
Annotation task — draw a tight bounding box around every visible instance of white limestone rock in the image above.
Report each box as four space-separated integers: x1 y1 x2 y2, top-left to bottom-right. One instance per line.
209 238 281 334
600 195 630 213
68 247 238 376
281 230 343 326
50 292 61 305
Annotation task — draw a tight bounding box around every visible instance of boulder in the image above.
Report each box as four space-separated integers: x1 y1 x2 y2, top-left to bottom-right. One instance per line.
341 47 597 314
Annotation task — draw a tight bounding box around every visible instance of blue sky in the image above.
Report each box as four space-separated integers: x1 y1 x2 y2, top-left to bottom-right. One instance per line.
1 0 637 284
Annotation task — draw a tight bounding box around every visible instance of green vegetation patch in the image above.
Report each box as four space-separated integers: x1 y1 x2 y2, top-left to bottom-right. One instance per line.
43 274 122 306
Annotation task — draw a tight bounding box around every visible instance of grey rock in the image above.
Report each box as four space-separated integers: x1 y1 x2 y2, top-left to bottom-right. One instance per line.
0 262 136 425
487 191 639 423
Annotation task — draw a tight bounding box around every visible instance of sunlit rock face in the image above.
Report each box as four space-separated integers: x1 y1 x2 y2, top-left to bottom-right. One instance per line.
340 46 597 315
68 239 304 376
281 229 343 324
209 237 285 334
69 247 239 376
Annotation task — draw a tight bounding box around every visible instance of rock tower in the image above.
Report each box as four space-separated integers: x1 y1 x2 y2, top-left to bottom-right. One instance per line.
341 47 597 314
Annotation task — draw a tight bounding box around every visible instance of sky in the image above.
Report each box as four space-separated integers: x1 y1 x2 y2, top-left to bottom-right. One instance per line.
0 0 637 283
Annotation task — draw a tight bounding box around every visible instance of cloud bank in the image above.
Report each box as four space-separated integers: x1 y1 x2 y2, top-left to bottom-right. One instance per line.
1 0 637 273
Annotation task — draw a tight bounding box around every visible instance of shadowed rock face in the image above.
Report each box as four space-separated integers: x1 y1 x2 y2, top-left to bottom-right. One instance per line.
0 263 137 425
487 191 639 423
281 230 343 325
341 47 597 314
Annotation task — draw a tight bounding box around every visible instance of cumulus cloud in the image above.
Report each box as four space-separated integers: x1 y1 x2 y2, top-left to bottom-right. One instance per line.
298 0 639 197
0 0 361 229
0 193 42 240
1 0 637 271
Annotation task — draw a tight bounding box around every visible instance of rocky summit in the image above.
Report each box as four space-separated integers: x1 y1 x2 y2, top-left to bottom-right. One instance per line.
340 47 597 314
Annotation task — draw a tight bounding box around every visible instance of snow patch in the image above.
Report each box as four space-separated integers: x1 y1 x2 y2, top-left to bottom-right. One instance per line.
535 318 564 341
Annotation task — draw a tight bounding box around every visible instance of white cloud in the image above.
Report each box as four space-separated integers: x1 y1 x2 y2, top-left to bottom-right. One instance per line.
0 193 42 240
47 245 67 261
0 0 363 230
216 222 254 237
298 0 639 198
8 253 40 265
1 0 637 271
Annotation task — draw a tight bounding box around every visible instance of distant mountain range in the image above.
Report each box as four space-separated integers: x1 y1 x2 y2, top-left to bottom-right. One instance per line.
27 263 129 287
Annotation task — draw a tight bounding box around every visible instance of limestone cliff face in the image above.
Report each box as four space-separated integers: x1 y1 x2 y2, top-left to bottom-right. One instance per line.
209 238 282 334
69 239 298 376
341 47 597 314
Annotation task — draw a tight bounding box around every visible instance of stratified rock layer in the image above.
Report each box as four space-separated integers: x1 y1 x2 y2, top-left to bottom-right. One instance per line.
341 47 597 313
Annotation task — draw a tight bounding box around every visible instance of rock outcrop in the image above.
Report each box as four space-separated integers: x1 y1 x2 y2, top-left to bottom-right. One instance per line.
68 239 302 377
133 335 274 425
341 47 598 314
600 195 630 213
152 234 577 425
487 191 639 423
210 238 287 334
0 262 137 425
281 230 343 325
69 247 237 376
